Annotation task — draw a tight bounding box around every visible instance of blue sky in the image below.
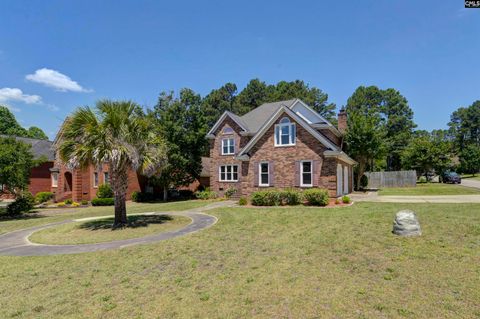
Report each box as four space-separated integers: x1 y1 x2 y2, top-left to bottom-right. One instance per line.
0 0 479 139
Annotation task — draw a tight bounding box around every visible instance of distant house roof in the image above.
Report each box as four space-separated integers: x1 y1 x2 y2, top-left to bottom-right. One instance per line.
200 157 210 177
0 135 55 161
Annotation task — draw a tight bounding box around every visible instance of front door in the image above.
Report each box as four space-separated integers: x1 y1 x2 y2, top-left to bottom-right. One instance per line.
336 164 343 197
343 166 349 194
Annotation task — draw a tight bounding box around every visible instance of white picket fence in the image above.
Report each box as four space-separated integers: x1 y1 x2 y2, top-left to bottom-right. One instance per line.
364 170 417 188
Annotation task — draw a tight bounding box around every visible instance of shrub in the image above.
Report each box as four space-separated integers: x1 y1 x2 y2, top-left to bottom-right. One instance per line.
251 190 282 206
6 192 35 215
178 190 194 199
280 189 303 205
335 198 341 205
342 195 351 204
71 201 80 207
91 197 115 206
97 183 113 198
303 188 329 206
195 188 217 200
131 191 158 202
360 174 369 189
225 187 237 199
418 176 427 183
81 200 89 206
64 199 73 205
238 197 248 206
57 202 66 207
35 191 54 204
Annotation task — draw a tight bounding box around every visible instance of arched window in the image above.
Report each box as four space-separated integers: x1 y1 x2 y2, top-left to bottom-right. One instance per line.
274 117 296 146
222 127 234 134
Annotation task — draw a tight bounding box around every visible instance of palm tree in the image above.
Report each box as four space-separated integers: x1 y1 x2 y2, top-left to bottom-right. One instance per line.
59 100 167 228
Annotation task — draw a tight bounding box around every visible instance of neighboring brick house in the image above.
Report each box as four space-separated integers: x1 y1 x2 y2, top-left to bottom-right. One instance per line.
206 99 356 198
0 135 55 199
179 157 211 192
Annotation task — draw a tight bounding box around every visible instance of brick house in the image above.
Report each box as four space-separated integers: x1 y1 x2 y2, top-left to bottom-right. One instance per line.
206 99 356 198
0 136 55 199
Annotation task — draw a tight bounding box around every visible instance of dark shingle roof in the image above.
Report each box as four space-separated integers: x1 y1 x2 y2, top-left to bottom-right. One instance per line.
0 135 55 161
239 99 297 133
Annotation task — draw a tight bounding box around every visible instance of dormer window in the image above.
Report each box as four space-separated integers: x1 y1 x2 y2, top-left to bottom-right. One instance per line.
223 127 234 135
222 138 235 155
274 117 296 146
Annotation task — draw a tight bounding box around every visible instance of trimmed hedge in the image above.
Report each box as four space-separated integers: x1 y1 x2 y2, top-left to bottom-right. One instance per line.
251 189 304 206
97 183 113 198
303 189 329 206
35 191 54 204
91 197 115 206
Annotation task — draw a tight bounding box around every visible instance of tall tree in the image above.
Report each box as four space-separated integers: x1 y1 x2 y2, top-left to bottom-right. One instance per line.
151 89 208 200
59 100 167 227
0 137 35 195
448 100 480 152
202 83 238 128
346 86 416 171
344 111 386 189
27 126 48 140
0 105 28 136
459 144 480 176
234 78 270 114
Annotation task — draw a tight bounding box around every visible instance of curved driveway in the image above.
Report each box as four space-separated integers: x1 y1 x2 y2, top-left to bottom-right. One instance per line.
0 201 234 256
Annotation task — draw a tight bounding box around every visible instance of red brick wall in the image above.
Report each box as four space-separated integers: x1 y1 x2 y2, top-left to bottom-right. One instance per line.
28 162 54 196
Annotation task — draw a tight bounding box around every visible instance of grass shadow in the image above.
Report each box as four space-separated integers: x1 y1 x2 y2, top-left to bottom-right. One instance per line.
79 214 174 231
0 210 45 221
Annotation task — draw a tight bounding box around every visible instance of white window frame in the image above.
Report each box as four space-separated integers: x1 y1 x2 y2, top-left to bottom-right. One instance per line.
51 172 58 187
221 138 235 155
104 172 110 185
222 127 234 134
259 162 270 187
219 165 239 182
93 172 99 188
300 160 313 187
274 117 296 147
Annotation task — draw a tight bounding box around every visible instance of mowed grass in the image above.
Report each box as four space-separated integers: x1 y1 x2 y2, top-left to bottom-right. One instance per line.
462 174 480 181
379 183 480 196
29 214 191 245
1 203 480 318
0 200 213 236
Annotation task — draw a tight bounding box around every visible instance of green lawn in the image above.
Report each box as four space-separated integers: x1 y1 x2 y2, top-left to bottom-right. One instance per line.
462 174 480 181
1 202 480 318
29 214 191 245
379 183 480 196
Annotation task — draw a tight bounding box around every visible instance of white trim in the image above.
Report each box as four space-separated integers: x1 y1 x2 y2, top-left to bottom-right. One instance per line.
324 150 357 165
311 123 343 137
206 111 248 137
93 172 99 188
238 106 339 157
221 138 235 155
300 160 313 187
274 118 296 147
218 164 239 182
258 162 270 187
292 99 331 125
51 172 58 187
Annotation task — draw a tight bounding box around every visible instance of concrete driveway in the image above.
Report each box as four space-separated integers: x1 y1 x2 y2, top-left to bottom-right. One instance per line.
350 192 480 203
460 178 480 189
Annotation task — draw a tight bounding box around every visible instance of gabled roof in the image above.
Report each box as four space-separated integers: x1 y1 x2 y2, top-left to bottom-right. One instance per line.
0 135 55 161
206 111 249 137
237 105 340 157
239 99 297 133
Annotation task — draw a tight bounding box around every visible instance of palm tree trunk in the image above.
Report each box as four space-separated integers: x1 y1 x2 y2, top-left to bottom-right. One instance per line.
111 166 129 228
114 193 127 227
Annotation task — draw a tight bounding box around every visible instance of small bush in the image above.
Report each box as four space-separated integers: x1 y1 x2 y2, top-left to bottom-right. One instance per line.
360 174 369 189
238 197 248 206
35 191 53 204
91 197 115 206
81 200 89 206
64 199 73 205
342 195 351 204
97 183 113 198
418 176 427 183
195 188 217 200
251 190 282 206
335 198 341 205
303 188 329 206
178 190 194 199
6 192 35 215
132 191 159 202
224 187 237 199
71 201 80 207
280 189 303 205
57 201 66 207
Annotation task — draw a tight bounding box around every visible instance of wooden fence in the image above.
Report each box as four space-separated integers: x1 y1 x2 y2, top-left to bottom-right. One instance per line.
364 170 417 188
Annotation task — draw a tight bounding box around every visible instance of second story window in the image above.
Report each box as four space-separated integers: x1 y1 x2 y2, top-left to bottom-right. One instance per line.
274 117 296 146
222 138 235 155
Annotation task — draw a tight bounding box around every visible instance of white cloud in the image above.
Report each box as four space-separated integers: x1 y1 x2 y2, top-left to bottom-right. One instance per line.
0 87 42 104
3 104 21 113
46 104 60 112
26 68 92 92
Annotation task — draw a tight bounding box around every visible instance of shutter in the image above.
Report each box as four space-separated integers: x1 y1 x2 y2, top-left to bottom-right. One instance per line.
219 139 223 155
269 161 275 187
253 162 259 187
313 160 320 187
235 137 240 155
274 126 279 145
292 124 296 144
294 161 300 187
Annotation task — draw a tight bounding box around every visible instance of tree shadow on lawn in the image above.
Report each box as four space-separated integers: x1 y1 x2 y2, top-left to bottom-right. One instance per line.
0 210 45 221
79 214 173 231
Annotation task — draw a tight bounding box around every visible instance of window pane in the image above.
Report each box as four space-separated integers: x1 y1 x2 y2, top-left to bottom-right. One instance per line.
275 126 280 144
221 166 225 173
291 124 296 144
303 173 312 185
229 144 234 153
281 125 289 135
261 163 268 173
233 166 238 173
302 162 311 172
223 146 229 154
281 134 289 145
261 173 268 184
221 172 226 180
233 172 238 181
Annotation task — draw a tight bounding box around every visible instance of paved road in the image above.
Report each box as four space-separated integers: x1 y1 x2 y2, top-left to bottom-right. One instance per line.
0 201 235 257
350 192 480 203
460 178 480 190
